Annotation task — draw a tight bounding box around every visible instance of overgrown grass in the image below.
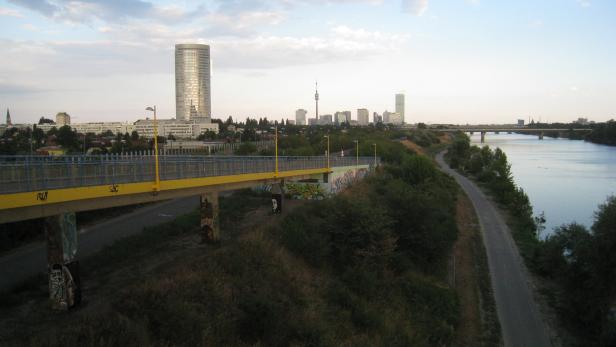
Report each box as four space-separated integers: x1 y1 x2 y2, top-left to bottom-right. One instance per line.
2 144 464 346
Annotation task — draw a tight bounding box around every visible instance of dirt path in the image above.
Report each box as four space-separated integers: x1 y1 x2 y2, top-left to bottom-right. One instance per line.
400 139 426 155
453 192 501 346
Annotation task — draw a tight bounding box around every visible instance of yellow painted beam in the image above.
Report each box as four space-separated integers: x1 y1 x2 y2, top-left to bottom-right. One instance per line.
0 168 330 211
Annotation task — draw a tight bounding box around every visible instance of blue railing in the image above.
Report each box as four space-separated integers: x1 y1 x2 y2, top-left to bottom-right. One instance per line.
0 155 379 194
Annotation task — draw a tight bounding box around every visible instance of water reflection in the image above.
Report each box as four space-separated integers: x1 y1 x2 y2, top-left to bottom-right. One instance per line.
469 133 616 235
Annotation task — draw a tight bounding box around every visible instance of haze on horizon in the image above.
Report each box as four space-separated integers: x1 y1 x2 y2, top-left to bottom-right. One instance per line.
0 0 614 125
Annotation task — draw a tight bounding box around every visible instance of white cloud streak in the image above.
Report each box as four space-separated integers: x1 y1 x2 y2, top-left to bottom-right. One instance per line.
402 0 428 16
0 6 23 17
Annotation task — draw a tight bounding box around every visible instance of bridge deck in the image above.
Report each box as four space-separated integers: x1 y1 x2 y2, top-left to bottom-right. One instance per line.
0 155 377 213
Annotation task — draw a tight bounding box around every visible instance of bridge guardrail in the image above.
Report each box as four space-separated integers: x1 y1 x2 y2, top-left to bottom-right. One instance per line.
0 155 379 194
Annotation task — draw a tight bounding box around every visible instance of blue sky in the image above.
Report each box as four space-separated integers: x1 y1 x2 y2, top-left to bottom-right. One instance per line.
0 0 614 124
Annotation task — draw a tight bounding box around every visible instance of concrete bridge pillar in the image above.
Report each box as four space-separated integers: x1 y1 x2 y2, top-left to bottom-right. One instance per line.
480 131 486 143
469 131 474 135
271 183 284 214
45 212 81 310
539 131 544 140
495 131 500 135
200 192 220 243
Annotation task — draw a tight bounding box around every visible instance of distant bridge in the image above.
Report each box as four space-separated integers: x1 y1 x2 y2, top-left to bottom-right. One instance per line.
432 127 592 142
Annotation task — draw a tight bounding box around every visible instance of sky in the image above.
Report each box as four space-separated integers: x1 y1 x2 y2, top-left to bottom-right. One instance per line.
0 0 614 125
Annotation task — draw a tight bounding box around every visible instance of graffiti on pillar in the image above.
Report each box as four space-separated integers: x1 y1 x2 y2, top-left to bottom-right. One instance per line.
330 168 368 194
49 264 67 310
200 195 216 243
271 195 282 213
109 184 119 193
61 212 78 263
37 191 48 201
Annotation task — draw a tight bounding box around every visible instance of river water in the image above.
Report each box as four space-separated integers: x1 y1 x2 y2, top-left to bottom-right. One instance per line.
469 133 616 235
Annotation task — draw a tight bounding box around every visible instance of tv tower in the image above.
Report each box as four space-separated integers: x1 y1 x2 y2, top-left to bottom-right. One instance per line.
315 81 319 120
6 108 11 126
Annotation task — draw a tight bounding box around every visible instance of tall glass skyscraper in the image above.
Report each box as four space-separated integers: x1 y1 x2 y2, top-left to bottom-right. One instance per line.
175 44 211 122
395 93 405 124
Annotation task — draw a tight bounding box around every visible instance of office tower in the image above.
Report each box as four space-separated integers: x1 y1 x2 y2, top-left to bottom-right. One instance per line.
320 114 332 125
334 111 351 125
175 44 211 122
395 93 405 124
389 112 403 125
295 109 307 125
5 109 11 126
373 112 382 124
357 108 369 126
383 110 391 124
56 112 71 126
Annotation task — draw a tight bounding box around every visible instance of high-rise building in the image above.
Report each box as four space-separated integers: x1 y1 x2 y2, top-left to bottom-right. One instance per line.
395 93 405 124
334 111 351 124
295 109 307 125
5 108 11 126
56 112 71 126
389 112 403 125
373 112 382 124
357 108 369 126
320 114 332 125
175 44 211 122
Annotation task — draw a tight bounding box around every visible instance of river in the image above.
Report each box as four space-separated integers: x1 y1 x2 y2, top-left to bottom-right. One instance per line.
469 133 616 235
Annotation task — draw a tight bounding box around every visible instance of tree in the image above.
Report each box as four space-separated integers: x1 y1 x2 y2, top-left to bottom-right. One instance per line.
131 130 140 141
56 125 79 151
38 117 55 125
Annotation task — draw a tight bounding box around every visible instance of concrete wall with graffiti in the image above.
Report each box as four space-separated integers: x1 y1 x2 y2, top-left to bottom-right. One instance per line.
325 165 369 195
252 165 370 200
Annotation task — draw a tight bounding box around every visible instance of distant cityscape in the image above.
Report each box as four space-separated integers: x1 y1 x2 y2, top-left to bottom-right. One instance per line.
0 43 411 141
0 42 595 141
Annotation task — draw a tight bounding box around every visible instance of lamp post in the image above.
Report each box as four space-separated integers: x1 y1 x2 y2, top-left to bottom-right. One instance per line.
275 125 279 177
145 106 160 191
373 143 377 168
353 140 359 167
324 135 330 169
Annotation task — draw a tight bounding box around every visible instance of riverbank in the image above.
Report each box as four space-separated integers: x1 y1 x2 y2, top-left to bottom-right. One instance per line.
436 151 553 346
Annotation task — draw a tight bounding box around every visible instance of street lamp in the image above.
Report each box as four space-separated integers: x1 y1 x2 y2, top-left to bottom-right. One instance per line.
145 106 160 191
274 125 279 177
353 139 359 167
324 135 330 169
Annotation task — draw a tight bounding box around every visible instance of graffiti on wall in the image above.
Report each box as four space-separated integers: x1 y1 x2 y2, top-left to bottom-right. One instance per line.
286 183 326 200
330 168 368 194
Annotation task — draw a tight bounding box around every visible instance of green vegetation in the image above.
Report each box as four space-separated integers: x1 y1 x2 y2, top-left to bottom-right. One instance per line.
586 119 616 146
447 132 616 345
533 197 616 345
1 133 464 346
446 133 539 258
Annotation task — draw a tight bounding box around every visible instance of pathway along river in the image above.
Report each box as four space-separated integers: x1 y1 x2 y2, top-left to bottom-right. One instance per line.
470 133 616 234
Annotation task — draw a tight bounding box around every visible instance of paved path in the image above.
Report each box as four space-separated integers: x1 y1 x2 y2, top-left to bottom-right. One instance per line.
0 196 199 292
436 152 552 347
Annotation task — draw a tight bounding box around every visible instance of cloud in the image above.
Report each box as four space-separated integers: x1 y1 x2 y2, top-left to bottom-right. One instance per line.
402 0 428 16
0 79 47 95
577 0 591 7
8 0 204 24
0 6 24 17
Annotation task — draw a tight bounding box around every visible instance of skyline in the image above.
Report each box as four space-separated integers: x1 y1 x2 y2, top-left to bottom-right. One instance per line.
0 0 615 124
